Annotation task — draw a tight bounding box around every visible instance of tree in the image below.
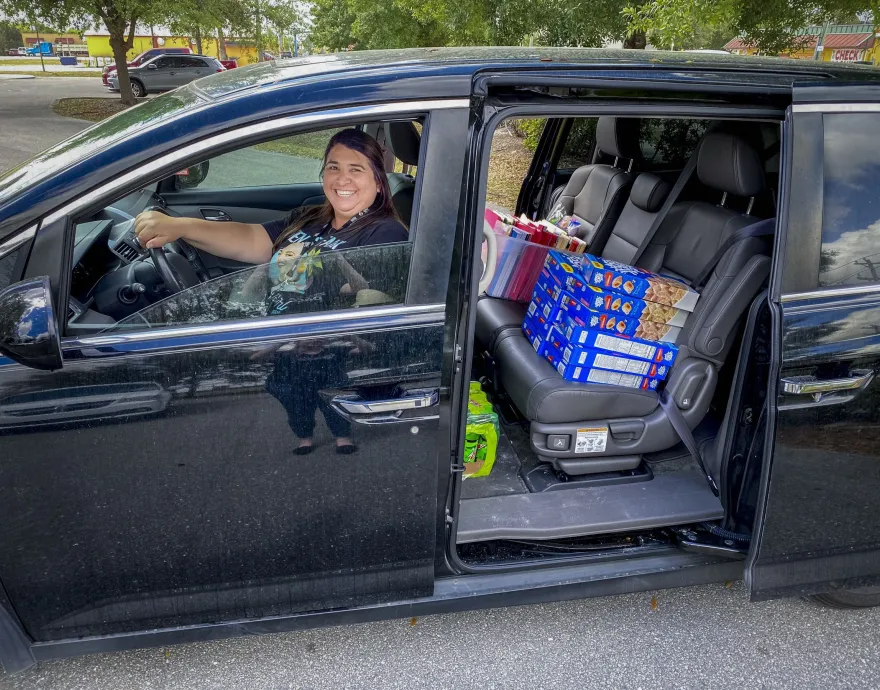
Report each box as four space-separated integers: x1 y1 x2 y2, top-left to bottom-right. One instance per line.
0 0 167 105
264 0 302 53
0 19 23 53
625 0 878 54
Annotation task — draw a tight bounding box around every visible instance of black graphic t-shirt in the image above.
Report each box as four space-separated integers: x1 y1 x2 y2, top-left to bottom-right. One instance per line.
260 208 408 316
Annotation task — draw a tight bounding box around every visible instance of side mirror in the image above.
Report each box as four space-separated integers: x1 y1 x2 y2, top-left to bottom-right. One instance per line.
0 277 63 371
174 160 210 189
147 63 158 70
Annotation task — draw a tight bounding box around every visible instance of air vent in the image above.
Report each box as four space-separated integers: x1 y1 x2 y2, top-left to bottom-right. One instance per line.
113 243 139 262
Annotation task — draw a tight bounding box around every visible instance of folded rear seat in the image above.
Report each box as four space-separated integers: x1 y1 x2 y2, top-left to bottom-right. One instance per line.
492 132 774 475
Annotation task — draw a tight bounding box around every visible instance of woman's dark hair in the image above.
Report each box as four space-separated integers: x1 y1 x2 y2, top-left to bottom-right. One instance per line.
273 128 400 249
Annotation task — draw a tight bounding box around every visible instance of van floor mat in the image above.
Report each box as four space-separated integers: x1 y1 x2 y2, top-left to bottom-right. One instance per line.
456 471 723 544
460 430 528 499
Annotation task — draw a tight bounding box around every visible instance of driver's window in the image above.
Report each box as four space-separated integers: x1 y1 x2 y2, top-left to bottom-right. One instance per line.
65 121 421 336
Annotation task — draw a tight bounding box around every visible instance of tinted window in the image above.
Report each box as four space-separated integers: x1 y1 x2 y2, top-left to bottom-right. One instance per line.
558 118 597 169
0 248 21 292
108 243 412 331
180 57 206 68
639 119 708 170
819 114 880 288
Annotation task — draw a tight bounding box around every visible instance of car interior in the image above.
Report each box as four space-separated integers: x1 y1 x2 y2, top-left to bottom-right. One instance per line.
64 119 422 335
457 114 779 564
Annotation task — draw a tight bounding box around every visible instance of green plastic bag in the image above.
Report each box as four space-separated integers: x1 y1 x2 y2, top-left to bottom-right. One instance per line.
464 382 499 478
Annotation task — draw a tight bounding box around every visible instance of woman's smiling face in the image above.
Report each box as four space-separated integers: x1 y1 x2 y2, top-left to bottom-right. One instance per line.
323 144 379 223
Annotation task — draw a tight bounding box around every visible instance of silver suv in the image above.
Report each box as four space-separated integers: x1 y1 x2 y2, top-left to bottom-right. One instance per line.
107 54 225 97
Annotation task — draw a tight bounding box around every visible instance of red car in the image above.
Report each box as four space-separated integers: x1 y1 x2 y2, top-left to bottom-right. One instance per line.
219 59 237 69
101 47 193 86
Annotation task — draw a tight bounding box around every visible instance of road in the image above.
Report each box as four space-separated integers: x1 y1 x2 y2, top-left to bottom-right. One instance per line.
0 78 109 174
3 76 880 690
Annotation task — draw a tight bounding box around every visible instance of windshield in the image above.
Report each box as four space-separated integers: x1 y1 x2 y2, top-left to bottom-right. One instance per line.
0 88 206 207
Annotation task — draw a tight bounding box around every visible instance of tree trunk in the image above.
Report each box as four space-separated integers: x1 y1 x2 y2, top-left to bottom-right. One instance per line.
217 27 227 60
624 30 647 50
109 36 136 105
195 26 203 55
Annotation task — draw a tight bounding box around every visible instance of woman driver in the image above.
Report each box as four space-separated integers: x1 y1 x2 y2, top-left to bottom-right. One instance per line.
134 128 408 455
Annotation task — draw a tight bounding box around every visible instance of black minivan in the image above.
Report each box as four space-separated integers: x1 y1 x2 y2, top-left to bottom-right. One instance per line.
2 47 880 673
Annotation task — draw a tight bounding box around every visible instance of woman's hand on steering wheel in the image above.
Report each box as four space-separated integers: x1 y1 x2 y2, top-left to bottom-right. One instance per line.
134 209 186 249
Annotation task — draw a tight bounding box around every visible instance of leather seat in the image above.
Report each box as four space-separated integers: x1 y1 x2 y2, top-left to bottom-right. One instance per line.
385 121 419 227
495 131 773 475
553 116 640 248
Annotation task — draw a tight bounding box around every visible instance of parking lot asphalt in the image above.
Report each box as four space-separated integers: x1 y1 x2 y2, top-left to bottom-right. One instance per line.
0 78 111 174
3 77 880 690
3 582 880 690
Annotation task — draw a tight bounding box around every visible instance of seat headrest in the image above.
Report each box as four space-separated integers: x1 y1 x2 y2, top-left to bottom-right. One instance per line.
596 117 641 161
629 173 670 213
386 121 420 167
696 132 764 197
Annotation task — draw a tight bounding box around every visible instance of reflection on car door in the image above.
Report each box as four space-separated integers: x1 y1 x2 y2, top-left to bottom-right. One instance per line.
0 104 470 642
176 56 207 86
748 87 880 599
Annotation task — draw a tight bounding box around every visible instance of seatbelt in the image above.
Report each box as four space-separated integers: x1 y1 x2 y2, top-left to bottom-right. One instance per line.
690 218 776 290
629 146 701 266
658 389 718 496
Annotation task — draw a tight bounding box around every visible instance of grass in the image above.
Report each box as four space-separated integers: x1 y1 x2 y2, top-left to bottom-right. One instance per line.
0 58 61 65
0 69 98 78
52 97 131 122
254 129 341 159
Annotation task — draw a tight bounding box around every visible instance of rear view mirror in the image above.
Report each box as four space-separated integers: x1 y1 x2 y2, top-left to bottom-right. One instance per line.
0 277 63 370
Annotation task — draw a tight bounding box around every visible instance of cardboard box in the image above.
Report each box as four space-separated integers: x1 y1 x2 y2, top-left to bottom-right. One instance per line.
561 344 673 380
560 315 679 364
575 307 682 342
522 314 552 354
566 254 700 312
544 251 590 288
570 283 689 327
544 336 661 389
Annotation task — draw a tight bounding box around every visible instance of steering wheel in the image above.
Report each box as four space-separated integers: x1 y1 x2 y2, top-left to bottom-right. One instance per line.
144 205 211 282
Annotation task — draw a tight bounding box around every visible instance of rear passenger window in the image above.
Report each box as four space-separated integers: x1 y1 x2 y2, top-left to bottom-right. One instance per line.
818 114 880 287
558 119 597 169
639 119 708 171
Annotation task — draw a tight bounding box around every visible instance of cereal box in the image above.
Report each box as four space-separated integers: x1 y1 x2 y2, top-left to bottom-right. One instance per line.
558 365 663 389
559 252 700 312
560 315 679 364
570 283 689 327
572 307 682 343
522 317 550 355
544 251 588 288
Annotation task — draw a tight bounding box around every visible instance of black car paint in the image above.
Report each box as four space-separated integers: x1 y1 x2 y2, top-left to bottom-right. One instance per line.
1 48 880 672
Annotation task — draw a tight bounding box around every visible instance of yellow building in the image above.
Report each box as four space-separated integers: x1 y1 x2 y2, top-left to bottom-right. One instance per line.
725 24 878 65
20 31 82 46
84 31 260 65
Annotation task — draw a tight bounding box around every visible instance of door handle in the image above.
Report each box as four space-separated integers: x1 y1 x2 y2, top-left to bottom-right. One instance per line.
781 369 874 402
333 390 438 415
200 209 231 221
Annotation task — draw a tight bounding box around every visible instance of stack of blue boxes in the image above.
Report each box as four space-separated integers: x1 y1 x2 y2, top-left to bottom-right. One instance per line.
521 251 700 390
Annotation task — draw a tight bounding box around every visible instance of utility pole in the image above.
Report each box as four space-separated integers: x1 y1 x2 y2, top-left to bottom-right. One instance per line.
856 257 880 281
35 26 45 72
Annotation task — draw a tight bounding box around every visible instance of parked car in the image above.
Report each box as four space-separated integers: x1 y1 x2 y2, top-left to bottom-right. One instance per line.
219 58 237 69
101 46 193 86
107 54 225 97
5 49 18 56
3 47 880 674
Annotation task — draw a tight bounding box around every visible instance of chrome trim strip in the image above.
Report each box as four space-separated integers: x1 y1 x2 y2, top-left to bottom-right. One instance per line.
64 303 445 348
793 103 880 114
0 225 37 261
781 283 880 302
43 99 470 225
